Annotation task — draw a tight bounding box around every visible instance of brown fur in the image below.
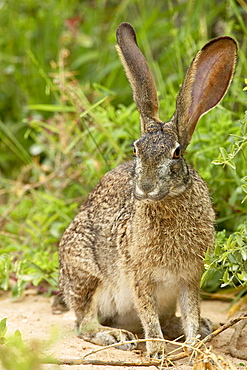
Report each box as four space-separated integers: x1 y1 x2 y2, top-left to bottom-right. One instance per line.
59 23 237 358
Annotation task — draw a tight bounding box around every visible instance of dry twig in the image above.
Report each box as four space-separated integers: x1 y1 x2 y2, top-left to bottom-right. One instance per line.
197 312 247 346
43 358 158 366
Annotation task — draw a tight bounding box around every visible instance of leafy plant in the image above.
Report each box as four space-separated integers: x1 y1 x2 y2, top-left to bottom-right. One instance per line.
202 226 247 288
0 318 59 370
202 116 247 297
0 318 43 370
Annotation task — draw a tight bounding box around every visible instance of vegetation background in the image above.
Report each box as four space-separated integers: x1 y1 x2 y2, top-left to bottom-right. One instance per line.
0 0 246 306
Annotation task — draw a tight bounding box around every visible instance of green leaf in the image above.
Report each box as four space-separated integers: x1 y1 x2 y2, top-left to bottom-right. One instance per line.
241 249 247 261
0 318 7 338
28 104 76 112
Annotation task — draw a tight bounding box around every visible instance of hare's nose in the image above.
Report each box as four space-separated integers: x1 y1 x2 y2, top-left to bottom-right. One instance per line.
139 182 155 194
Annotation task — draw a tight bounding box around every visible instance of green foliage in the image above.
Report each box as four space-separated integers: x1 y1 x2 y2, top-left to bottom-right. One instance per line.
1 0 247 125
202 116 247 294
0 318 43 370
213 114 247 205
189 112 247 232
0 318 58 369
0 0 247 297
202 226 247 291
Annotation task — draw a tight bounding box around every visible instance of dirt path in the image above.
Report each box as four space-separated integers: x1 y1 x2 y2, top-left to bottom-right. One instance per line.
0 291 246 370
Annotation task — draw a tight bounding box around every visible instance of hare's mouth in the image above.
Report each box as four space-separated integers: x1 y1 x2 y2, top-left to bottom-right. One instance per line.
134 183 188 201
134 185 170 201
135 194 166 202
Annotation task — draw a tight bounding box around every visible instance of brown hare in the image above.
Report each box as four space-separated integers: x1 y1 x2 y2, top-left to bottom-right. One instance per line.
59 23 237 358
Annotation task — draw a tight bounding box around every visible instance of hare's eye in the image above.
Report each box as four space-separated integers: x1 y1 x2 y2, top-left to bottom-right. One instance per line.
133 146 137 156
173 146 181 159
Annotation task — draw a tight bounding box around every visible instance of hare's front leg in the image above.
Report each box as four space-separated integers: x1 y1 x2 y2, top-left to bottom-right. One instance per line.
132 278 165 358
179 282 201 346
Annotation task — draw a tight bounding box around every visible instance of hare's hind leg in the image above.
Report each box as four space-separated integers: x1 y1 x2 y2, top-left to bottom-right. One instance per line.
78 286 137 350
161 316 184 340
62 272 137 351
161 316 212 341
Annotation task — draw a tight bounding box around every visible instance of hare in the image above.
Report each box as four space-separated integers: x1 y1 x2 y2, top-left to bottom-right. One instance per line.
59 23 237 358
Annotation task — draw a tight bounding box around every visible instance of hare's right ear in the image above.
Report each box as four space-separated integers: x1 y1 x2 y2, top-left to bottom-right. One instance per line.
174 36 237 149
116 23 162 134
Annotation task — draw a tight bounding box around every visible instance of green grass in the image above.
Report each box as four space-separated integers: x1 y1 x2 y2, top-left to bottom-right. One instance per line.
0 0 246 296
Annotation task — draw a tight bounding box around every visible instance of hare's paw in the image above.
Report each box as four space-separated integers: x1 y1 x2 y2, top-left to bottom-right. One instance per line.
95 329 137 350
161 316 212 341
79 324 137 351
147 340 166 359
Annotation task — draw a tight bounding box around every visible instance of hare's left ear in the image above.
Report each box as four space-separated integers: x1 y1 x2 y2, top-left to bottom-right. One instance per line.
174 37 237 149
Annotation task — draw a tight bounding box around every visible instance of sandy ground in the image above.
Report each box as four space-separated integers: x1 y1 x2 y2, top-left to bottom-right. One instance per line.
0 290 246 370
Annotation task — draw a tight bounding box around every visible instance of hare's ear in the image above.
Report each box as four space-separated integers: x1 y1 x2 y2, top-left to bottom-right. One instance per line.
116 23 162 134
174 36 237 149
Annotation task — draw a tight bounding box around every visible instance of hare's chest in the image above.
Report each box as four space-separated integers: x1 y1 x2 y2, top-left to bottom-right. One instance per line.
131 210 189 246
128 217 204 272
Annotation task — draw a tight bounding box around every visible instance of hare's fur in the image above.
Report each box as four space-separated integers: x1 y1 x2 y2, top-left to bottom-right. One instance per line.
59 23 237 358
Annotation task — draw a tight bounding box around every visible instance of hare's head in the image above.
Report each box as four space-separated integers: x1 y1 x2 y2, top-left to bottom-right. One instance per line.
116 23 237 201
